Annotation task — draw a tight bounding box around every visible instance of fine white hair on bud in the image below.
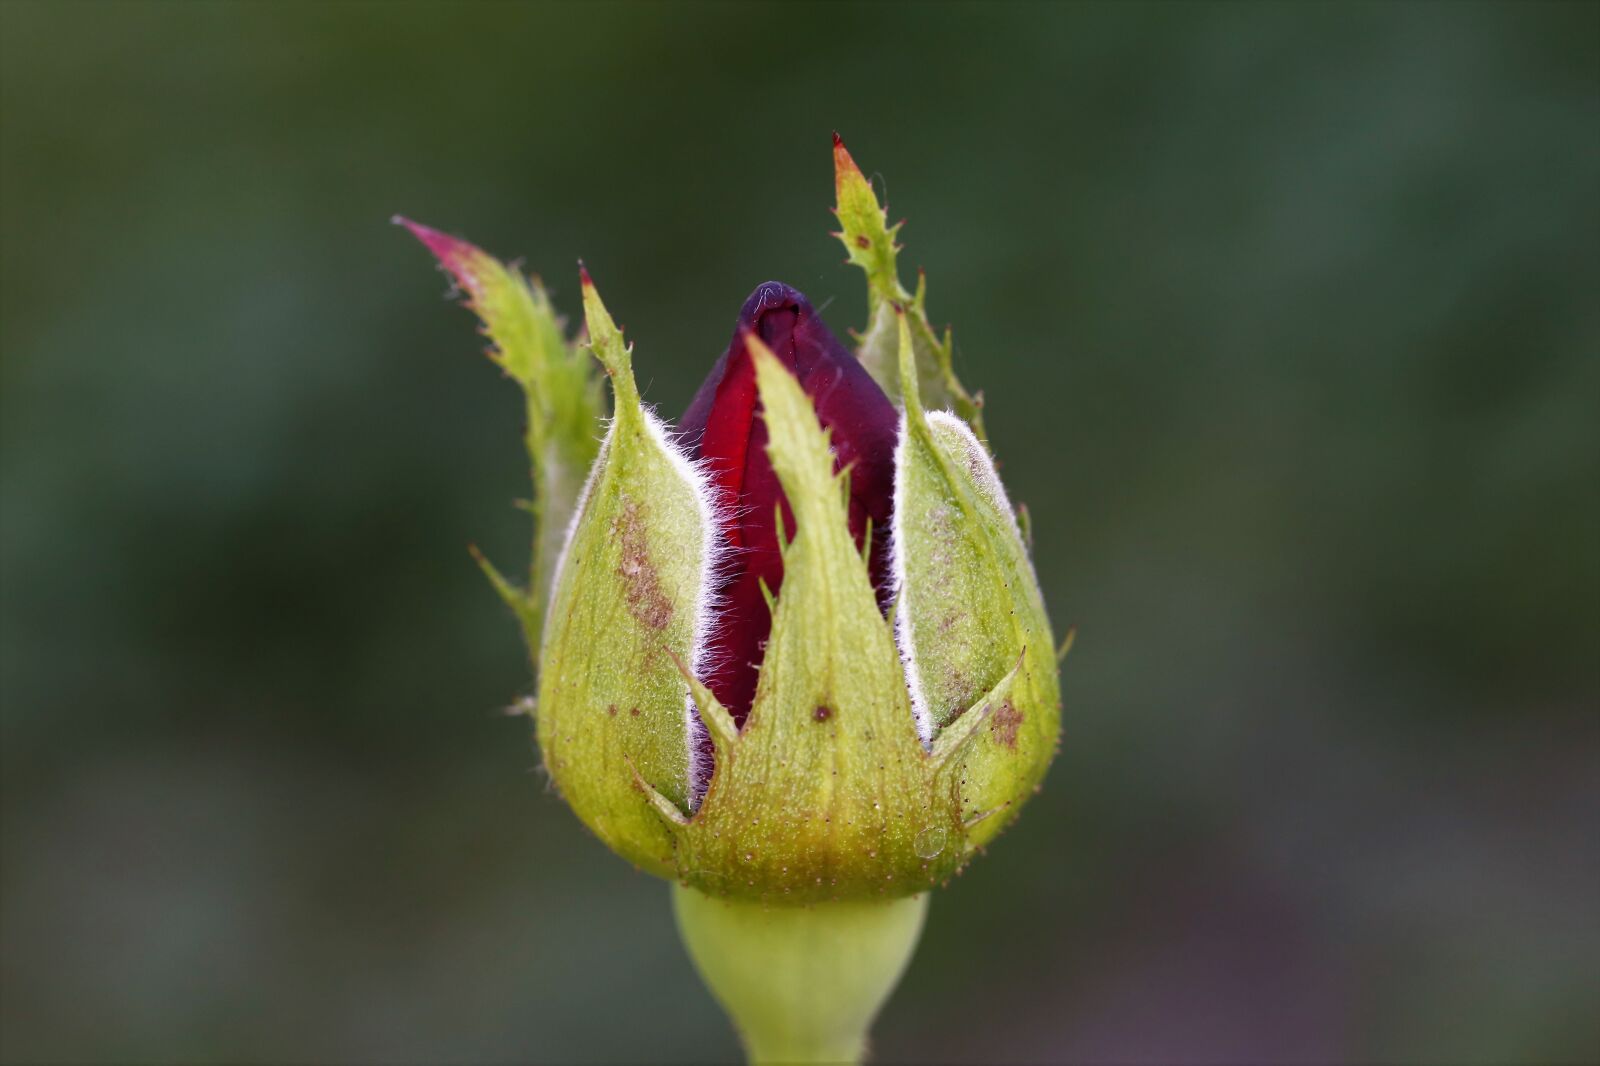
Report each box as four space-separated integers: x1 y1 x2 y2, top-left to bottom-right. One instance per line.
646 411 734 808
888 410 934 745
890 408 1037 746
546 403 734 811
545 431 609 624
924 409 1028 564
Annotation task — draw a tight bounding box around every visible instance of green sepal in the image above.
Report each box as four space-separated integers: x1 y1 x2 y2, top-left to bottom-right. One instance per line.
669 338 964 902
398 218 604 662
830 138 985 438
891 312 1060 849
534 271 715 876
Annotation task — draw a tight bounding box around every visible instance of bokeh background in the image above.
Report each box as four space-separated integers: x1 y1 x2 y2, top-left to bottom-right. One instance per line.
3 2 1597 1063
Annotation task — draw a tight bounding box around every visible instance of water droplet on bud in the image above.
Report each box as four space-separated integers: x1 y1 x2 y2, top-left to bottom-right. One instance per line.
914 825 948 859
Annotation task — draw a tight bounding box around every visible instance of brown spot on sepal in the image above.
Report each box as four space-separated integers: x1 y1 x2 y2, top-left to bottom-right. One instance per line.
812 705 833 722
990 699 1023 749
613 498 673 630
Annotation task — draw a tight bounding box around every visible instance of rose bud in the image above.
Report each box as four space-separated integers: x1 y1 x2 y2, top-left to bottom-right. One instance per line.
529 276 1057 901
405 135 1064 1062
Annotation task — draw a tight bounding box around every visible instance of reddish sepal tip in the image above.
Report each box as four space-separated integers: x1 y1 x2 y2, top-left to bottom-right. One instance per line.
394 215 467 265
833 134 865 183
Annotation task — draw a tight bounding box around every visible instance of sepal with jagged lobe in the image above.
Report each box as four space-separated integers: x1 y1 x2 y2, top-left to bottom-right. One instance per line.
889 311 1060 850
831 136 985 439
533 271 721 875
397 218 604 658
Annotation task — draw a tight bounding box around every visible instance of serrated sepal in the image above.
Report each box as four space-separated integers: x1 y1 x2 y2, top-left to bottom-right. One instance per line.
665 340 967 901
398 219 604 659
890 312 1060 850
831 138 984 436
533 272 723 876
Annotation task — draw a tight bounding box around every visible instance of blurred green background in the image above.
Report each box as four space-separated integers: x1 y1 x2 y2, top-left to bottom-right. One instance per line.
3 2 1597 1063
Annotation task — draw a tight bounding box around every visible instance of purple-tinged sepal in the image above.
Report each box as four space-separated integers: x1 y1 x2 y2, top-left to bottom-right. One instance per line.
397 218 603 658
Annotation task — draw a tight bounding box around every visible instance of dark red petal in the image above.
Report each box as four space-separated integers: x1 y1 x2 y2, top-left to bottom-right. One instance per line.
680 282 898 725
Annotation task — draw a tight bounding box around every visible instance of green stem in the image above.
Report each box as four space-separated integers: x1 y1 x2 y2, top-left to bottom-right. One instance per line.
672 885 929 1065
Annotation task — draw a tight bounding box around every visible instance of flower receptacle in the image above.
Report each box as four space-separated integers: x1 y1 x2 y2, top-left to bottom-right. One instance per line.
673 884 928 1066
